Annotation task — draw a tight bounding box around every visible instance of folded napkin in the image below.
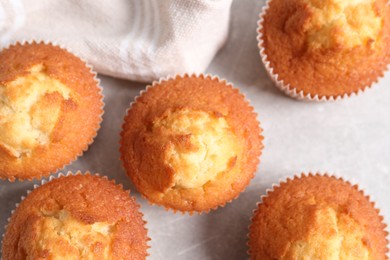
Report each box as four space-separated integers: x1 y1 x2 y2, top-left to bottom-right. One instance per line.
0 0 233 82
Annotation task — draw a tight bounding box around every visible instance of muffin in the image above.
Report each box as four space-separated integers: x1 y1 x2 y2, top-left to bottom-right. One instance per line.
2 173 149 259
258 0 390 100
0 42 103 180
120 74 263 213
248 174 389 259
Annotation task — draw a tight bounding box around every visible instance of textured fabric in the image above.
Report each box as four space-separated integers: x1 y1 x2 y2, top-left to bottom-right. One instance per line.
0 0 233 82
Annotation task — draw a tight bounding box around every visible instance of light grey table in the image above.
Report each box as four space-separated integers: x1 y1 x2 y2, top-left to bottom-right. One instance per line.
1 0 389 259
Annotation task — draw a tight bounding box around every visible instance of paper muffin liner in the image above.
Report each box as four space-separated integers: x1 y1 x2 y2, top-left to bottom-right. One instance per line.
119 73 264 215
1 171 151 257
0 40 105 182
246 172 389 258
256 0 389 102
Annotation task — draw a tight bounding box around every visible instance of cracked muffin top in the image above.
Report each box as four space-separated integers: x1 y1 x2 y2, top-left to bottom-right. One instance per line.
120 74 263 213
0 42 103 180
248 174 389 260
2 174 149 259
260 0 390 98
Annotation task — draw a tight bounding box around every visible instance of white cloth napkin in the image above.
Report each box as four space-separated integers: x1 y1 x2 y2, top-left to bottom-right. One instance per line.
0 0 233 82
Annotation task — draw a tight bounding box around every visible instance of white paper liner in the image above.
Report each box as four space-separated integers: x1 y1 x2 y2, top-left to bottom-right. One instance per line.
1 171 150 257
246 172 390 258
256 0 389 102
119 73 264 214
0 40 105 182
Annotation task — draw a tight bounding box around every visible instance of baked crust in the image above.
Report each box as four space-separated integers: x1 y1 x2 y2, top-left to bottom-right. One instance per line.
248 174 389 259
120 74 263 212
0 42 103 180
261 0 390 99
2 174 149 259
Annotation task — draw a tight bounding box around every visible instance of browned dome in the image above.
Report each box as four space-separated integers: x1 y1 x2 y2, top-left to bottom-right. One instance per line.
2 173 149 259
120 74 263 213
0 42 103 180
249 174 389 259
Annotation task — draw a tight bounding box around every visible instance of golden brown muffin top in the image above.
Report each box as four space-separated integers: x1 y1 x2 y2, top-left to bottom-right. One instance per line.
2 173 149 260
261 0 390 98
248 174 389 260
152 108 241 189
0 63 71 158
0 42 103 180
120 74 263 213
302 0 382 50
